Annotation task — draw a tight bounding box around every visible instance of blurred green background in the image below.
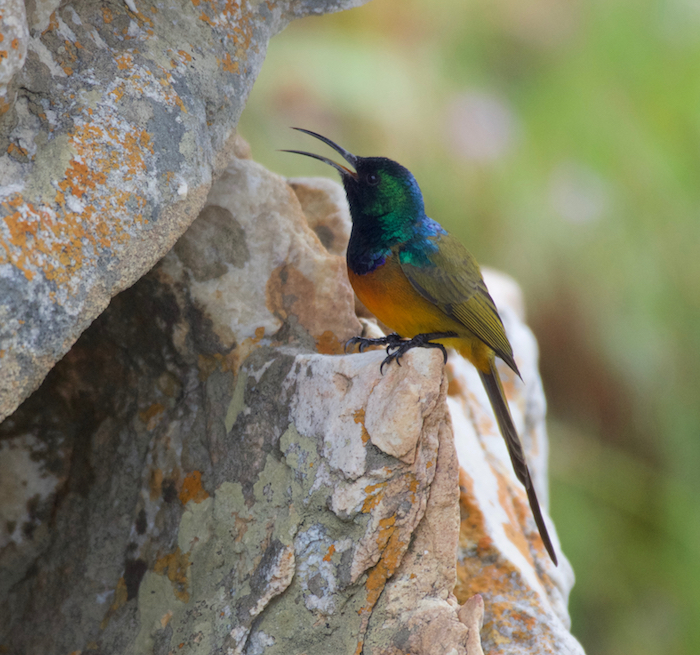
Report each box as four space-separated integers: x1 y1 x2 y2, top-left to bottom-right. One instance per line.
238 0 700 652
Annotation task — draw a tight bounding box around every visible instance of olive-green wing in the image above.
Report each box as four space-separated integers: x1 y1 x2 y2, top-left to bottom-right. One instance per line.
399 232 519 374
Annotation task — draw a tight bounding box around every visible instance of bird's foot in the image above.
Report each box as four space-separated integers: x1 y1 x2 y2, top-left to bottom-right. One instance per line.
346 332 458 373
345 332 404 354
378 332 457 374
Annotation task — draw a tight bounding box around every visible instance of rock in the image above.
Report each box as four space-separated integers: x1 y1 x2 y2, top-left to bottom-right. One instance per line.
0 147 583 654
0 0 371 424
449 269 583 654
459 594 485 655
288 177 352 257
0 0 28 116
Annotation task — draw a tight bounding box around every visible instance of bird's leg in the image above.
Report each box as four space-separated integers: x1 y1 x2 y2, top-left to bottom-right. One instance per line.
379 331 458 374
345 332 405 354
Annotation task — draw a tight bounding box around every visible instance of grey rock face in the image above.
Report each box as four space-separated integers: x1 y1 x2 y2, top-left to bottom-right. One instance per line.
0 148 583 654
0 149 459 654
0 0 369 423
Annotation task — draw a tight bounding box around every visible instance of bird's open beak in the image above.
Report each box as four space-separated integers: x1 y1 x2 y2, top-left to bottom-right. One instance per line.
281 128 358 180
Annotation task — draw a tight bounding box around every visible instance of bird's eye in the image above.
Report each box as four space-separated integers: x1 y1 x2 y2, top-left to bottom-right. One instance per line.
366 173 379 186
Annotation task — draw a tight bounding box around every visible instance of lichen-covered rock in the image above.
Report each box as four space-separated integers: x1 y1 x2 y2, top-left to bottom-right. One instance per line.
0 146 583 654
449 270 583 654
0 0 370 424
0 0 28 115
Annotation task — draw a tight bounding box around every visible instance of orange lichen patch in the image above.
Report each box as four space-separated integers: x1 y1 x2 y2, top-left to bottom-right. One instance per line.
457 467 488 549
459 542 511 598
7 142 28 158
447 373 465 397
361 481 385 513
110 85 125 102
315 330 343 355
139 402 165 430
198 11 216 27
100 576 128 629
11 38 19 50
115 52 133 70
455 557 520 624
357 514 405 633
174 94 187 113
154 547 191 602
512 481 550 565
60 159 108 199
102 6 113 23
1 110 153 285
123 0 154 28
179 471 210 505
323 544 335 562
177 49 192 62
149 468 164 501
353 408 371 445
63 40 78 62
375 515 396 550
455 473 552 648
219 52 239 73
253 326 265 343
43 11 59 34
466 569 552 650
496 470 533 565
510 609 537 634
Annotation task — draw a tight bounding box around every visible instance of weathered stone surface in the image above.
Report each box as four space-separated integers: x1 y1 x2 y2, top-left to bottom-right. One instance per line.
450 269 583 654
288 177 352 258
0 0 369 424
0 0 28 115
0 148 583 654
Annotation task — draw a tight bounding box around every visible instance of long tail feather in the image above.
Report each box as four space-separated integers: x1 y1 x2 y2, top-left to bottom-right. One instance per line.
479 364 558 565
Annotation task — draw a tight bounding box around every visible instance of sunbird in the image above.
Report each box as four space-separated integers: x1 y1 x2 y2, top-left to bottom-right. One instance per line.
284 128 557 565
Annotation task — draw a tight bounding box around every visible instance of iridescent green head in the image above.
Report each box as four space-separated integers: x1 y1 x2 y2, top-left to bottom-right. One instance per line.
283 128 426 244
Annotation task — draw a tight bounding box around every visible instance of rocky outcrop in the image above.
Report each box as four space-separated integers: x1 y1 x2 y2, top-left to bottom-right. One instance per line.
0 141 584 654
447 276 581 654
0 0 369 424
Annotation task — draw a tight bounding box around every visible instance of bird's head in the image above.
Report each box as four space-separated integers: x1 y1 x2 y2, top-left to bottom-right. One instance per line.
283 129 425 241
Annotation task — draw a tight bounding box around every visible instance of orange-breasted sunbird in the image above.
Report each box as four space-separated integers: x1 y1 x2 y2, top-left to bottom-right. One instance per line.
284 128 557 565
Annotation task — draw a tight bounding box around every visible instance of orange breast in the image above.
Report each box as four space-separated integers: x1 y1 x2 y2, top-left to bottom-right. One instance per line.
348 256 457 337
347 255 494 371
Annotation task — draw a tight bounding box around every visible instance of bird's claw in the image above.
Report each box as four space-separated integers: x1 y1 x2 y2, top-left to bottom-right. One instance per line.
379 349 403 375
344 333 403 354
347 331 457 374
